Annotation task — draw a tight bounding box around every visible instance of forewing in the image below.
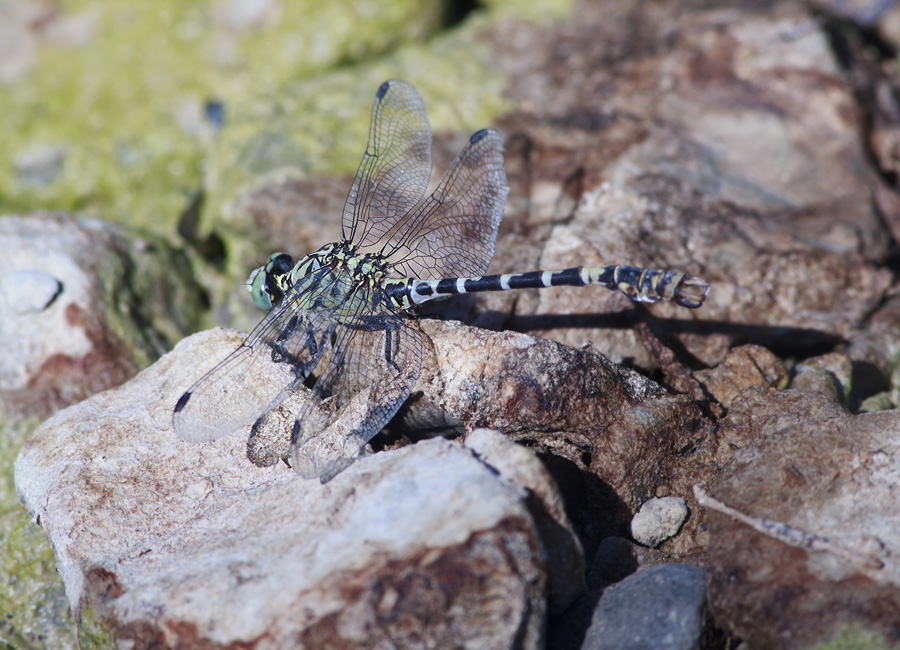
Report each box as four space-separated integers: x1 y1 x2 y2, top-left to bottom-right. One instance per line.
342 80 433 248
173 336 296 444
290 296 423 480
172 291 337 444
381 129 508 280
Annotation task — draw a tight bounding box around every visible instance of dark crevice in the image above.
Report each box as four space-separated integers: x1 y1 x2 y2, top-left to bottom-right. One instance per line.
176 187 227 269
820 13 899 186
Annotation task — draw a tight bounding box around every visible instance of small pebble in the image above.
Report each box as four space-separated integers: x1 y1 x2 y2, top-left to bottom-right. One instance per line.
630 496 688 547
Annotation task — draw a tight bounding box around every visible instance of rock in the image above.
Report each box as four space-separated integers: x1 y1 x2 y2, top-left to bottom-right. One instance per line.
466 1 894 372
13 306 714 647
160 310 711 578
174 318 712 565
581 564 709 650
630 497 689 548
244 316 678 474
15 330 550 649
212 0 278 31
788 363 843 404
465 428 586 615
0 213 204 417
0 1 57 83
0 268 62 314
703 388 900 649
694 345 789 410
586 394 710 544
419 319 669 446
858 390 895 413
847 293 900 410
413 321 713 561
789 352 854 405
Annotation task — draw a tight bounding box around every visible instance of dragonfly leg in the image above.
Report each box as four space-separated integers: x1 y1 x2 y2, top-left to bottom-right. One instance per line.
269 316 326 381
383 324 402 373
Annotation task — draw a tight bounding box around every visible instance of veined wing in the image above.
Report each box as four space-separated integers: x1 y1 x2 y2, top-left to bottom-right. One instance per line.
172 275 341 443
342 80 433 248
380 128 508 280
290 288 424 480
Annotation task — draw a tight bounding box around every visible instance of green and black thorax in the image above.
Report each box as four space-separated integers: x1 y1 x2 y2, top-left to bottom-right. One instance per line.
248 242 405 319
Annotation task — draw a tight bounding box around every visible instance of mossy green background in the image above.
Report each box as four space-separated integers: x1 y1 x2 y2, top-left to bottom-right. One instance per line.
0 0 445 228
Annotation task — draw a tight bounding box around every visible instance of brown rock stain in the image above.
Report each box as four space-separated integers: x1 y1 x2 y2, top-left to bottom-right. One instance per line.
4 302 135 416
300 517 543 650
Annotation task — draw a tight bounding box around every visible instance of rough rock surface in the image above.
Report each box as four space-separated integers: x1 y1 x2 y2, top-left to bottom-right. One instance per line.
463 1 892 373
197 320 713 562
582 564 709 650
13 314 714 648
704 388 900 648
15 331 559 649
464 428 586 615
630 497 689 549
694 345 789 410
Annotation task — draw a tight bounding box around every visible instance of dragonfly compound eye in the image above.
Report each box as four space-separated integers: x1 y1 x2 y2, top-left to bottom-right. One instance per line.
246 268 270 310
267 253 294 277
246 253 295 310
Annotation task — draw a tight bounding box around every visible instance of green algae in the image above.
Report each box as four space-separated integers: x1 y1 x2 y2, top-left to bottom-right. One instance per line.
814 624 896 650
1 416 77 650
74 602 114 650
0 0 445 230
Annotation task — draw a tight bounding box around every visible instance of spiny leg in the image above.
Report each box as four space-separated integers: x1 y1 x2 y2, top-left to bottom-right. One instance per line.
290 318 423 481
383 324 401 372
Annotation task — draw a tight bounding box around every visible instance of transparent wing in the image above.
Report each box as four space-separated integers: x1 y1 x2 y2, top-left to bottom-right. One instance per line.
290 292 423 480
379 128 508 280
342 80 433 248
172 284 339 444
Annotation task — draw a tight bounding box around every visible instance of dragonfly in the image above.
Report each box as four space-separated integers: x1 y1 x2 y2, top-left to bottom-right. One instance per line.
173 80 709 481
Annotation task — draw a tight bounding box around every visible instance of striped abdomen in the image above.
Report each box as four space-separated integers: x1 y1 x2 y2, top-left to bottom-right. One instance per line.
383 265 709 310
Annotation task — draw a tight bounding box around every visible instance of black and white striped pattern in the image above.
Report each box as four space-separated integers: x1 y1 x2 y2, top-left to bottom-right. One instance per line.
383 264 709 310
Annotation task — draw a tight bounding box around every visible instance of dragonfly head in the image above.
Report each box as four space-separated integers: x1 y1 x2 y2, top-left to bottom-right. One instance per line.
247 252 294 310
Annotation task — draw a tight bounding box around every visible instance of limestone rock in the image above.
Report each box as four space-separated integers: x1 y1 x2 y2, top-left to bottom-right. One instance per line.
464 428 586 615
789 353 852 405
14 330 550 649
